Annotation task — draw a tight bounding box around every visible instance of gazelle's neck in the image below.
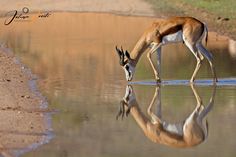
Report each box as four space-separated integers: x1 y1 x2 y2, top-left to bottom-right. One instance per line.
130 35 148 66
129 103 149 132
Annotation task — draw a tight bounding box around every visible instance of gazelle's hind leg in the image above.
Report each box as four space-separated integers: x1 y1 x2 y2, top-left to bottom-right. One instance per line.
198 50 204 61
184 41 204 83
197 43 218 82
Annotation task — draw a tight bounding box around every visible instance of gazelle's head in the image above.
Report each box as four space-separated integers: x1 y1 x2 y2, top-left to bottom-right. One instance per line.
116 85 136 120
115 46 135 81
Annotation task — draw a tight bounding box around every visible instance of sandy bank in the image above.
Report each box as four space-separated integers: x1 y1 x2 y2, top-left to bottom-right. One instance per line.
0 47 51 157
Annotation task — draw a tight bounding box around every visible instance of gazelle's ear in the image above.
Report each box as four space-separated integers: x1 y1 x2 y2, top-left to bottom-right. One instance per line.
125 51 131 60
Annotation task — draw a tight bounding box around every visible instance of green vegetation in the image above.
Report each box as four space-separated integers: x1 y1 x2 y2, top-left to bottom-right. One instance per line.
180 0 236 18
145 0 184 15
146 0 236 18
145 0 236 39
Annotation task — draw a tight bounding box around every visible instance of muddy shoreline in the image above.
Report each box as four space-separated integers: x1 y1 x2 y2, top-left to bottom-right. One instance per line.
0 46 52 157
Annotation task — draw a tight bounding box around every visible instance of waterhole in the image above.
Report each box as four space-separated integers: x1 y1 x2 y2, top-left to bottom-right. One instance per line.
0 12 236 157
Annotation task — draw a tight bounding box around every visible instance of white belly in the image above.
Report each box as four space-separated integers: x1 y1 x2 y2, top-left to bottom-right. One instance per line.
162 31 183 44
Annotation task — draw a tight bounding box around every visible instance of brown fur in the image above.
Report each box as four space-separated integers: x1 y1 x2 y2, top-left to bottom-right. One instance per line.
124 16 217 82
130 17 205 63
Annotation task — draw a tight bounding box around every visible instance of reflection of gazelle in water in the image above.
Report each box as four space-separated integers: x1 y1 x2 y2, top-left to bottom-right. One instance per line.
117 85 216 148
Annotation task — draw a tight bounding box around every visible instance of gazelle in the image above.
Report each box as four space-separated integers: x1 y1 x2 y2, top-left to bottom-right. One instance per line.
117 85 216 148
115 17 218 83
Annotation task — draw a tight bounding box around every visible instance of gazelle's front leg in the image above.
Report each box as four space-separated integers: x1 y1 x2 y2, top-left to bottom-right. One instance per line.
147 86 161 124
147 43 162 82
190 84 203 109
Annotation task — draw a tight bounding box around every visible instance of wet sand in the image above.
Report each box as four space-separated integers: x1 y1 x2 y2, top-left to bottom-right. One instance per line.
0 47 51 156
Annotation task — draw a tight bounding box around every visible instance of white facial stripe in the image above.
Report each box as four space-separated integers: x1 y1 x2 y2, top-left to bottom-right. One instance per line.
124 86 135 103
124 68 130 80
123 63 135 81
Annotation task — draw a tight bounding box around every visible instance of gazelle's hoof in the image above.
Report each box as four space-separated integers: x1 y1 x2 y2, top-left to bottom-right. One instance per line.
155 78 161 83
190 79 195 83
214 78 218 83
213 79 218 85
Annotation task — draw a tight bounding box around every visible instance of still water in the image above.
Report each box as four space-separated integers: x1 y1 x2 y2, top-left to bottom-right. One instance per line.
0 12 236 157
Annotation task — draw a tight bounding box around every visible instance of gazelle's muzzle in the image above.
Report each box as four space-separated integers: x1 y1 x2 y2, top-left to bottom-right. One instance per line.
127 75 133 81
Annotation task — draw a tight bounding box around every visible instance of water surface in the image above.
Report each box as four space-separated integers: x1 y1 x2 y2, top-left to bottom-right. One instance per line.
0 12 236 157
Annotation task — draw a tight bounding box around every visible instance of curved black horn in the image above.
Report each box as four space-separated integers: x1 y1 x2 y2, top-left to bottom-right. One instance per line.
125 50 131 60
116 100 126 120
115 46 122 56
115 46 125 66
121 46 124 53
